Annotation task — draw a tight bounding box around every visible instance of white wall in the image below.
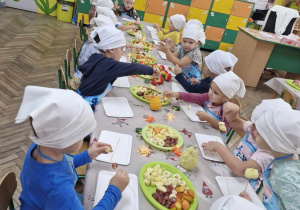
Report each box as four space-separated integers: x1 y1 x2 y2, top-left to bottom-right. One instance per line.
6 0 37 12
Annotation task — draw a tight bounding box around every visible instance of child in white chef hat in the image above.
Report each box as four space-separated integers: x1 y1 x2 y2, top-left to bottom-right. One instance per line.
174 50 238 93
164 71 246 139
158 19 205 80
153 14 186 45
240 108 300 210
16 86 130 209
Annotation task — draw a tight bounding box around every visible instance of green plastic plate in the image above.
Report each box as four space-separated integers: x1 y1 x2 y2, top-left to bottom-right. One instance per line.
127 30 146 37
141 124 183 151
139 161 198 210
286 79 300 90
138 75 152 79
131 52 156 65
124 22 144 29
130 39 152 51
130 85 170 105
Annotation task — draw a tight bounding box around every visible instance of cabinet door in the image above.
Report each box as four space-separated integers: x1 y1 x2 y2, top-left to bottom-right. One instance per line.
205 26 225 42
136 10 145 21
170 0 191 6
205 12 229 28
231 1 253 18
187 7 209 24
211 0 234 15
144 12 164 26
226 15 248 31
219 42 233 51
190 0 213 10
202 40 220 50
145 0 168 16
134 0 147 12
167 2 190 18
221 29 238 44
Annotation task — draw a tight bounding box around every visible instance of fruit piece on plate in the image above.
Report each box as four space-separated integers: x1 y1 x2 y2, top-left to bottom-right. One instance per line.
144 179 150 186
163 171 171 177
151 181 156 187
143 172 150 180
157 185 167 193
182 200 191 210
183 193 194 202
176 185 185 193
147 167 154 174
187 189 195 198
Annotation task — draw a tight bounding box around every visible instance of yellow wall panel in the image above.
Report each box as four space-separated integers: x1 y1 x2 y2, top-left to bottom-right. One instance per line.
219 42 233 51
77 13 89 25
134 0 147 11
226 15 248 31
144 13 164 27
212 0 234 15
187 7 208 24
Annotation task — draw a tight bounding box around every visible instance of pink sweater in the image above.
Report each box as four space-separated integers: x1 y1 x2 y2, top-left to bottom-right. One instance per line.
179 92 230 132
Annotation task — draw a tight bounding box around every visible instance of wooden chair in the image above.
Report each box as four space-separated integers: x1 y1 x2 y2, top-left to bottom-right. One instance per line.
0 172 17 210
57 68 66 89
79 14 85 42
226 97 243 144
280 89 296 108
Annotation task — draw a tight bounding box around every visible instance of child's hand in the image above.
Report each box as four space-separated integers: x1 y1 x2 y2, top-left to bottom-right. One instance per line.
129 25 138 30
173 65 182 75
153 68 161 79
163 90 174 98
196 111 210 121
239 191 253 202
88 142 112 160
190 78 199 84
109 169 130 192
157 41 169 53
153 23 160 31
126 42 134 49
164 38 176 51
135 20 141 25
223 102 240 122
201 141 220 153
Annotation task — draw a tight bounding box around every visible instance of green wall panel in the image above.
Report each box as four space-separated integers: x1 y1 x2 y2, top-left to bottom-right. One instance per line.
169 0 191 6
201 40 220 50
136 10 145 21
205 12 229 29
221 29 238 44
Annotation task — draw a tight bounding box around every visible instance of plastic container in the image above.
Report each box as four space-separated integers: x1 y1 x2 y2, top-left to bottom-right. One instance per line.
57 0 75 23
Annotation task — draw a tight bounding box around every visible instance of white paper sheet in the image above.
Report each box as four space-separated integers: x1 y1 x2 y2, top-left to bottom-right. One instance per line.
150 30 159 40
172 82 187 93
102 97 133 117
215 176 266 209
179 102 207 122
195 133 225 162
94 170 139 210
112 76 130 88
146 26 156 32
96 130 132 165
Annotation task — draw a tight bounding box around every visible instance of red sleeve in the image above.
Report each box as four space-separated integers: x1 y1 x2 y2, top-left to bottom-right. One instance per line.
178 92 209 107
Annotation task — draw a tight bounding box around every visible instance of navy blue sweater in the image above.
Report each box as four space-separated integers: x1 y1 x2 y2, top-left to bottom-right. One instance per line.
175 73 213 94
78 54 153 97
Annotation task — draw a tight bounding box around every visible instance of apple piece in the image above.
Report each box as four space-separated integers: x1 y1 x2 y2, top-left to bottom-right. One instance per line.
147 167 154 174
105 146 111 153
152 171 158 177
143 172 150 180
182 193 194 202
151 181 157 187
169 203 176 210
153 164 161 171
187 189 195 198
181 200 190 210
155 176 162 182
144 179 150 186
158 168 163 175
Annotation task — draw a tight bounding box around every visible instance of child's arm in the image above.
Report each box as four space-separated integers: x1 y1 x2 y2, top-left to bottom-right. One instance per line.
117 25 138 31
201 142 262 177
223 102 246 136
178 92 208 106
158 42 192 67
196 112 220 130
157 31 180 45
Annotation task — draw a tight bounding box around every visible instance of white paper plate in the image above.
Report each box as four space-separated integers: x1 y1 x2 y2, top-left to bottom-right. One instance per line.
171 82 187 93
195 133 225 162
102 97 133 118
150 30 159 40
158 51 166 59
94 170 139 210
146 25 156 32
179 102 207 122
96 130 132 165
215 176 266 209
112 77 130 88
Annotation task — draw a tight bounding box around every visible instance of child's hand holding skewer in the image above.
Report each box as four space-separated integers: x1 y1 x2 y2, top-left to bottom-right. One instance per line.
201 141 221 153
88 142 112 160
163 90 179 98
109 169 130 192
196 111 210 121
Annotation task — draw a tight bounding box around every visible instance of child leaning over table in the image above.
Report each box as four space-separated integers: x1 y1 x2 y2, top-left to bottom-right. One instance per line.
16 86 130 209
239 108 300 210
153 14 186 45
164 71 246 139
174 50 238 94
113 0 140 24
78 25 160 110
158 19 205 80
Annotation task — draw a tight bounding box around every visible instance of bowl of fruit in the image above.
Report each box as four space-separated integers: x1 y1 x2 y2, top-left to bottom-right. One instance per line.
141 124 183 151
130 85 170 105
139 162 198 210
124 21 143 30
131 39 153 52
131 52 156 65
287 79 300 90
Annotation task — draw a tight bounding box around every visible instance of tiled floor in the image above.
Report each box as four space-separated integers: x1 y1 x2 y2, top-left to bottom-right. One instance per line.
0 7 277 208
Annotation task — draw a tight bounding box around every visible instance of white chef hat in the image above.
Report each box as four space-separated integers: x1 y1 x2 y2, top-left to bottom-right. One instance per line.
91 25 126 51
92 0 114 9
255 109 300 154
182 19 206 45
170 14 186 31
90 14 115 27
210 195 265 210
251 98 291 122
15 86 96 149
205 50 238 75
96 6 117 24
213 71 246 99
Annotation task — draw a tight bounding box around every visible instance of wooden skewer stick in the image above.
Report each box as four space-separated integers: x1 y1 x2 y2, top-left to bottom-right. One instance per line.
107 137 120 169
244 181 249 192
127 184 137 197
223 171 231 195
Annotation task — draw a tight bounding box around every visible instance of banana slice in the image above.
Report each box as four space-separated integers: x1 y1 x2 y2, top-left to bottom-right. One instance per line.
163 171 170 178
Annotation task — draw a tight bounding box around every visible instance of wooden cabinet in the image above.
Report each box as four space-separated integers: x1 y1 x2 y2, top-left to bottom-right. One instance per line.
145 0 168 16
205 26 225 42
144 12 164 26
187 7 209 24
226 15 248 31
190 0 213 10
134 0 147 11
205 12 229 28
167 2 190 18
211 0 234 15
231 0 253 18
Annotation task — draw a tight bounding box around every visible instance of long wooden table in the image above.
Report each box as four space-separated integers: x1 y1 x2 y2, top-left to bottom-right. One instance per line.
83 20 236 210
231 27 300 87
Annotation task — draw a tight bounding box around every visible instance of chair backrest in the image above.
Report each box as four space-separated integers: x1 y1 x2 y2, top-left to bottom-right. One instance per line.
281 89 296 108
0 172 17 210
262 10 298 35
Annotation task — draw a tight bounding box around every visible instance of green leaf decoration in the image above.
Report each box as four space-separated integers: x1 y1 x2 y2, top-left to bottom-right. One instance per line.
34 0 57 15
